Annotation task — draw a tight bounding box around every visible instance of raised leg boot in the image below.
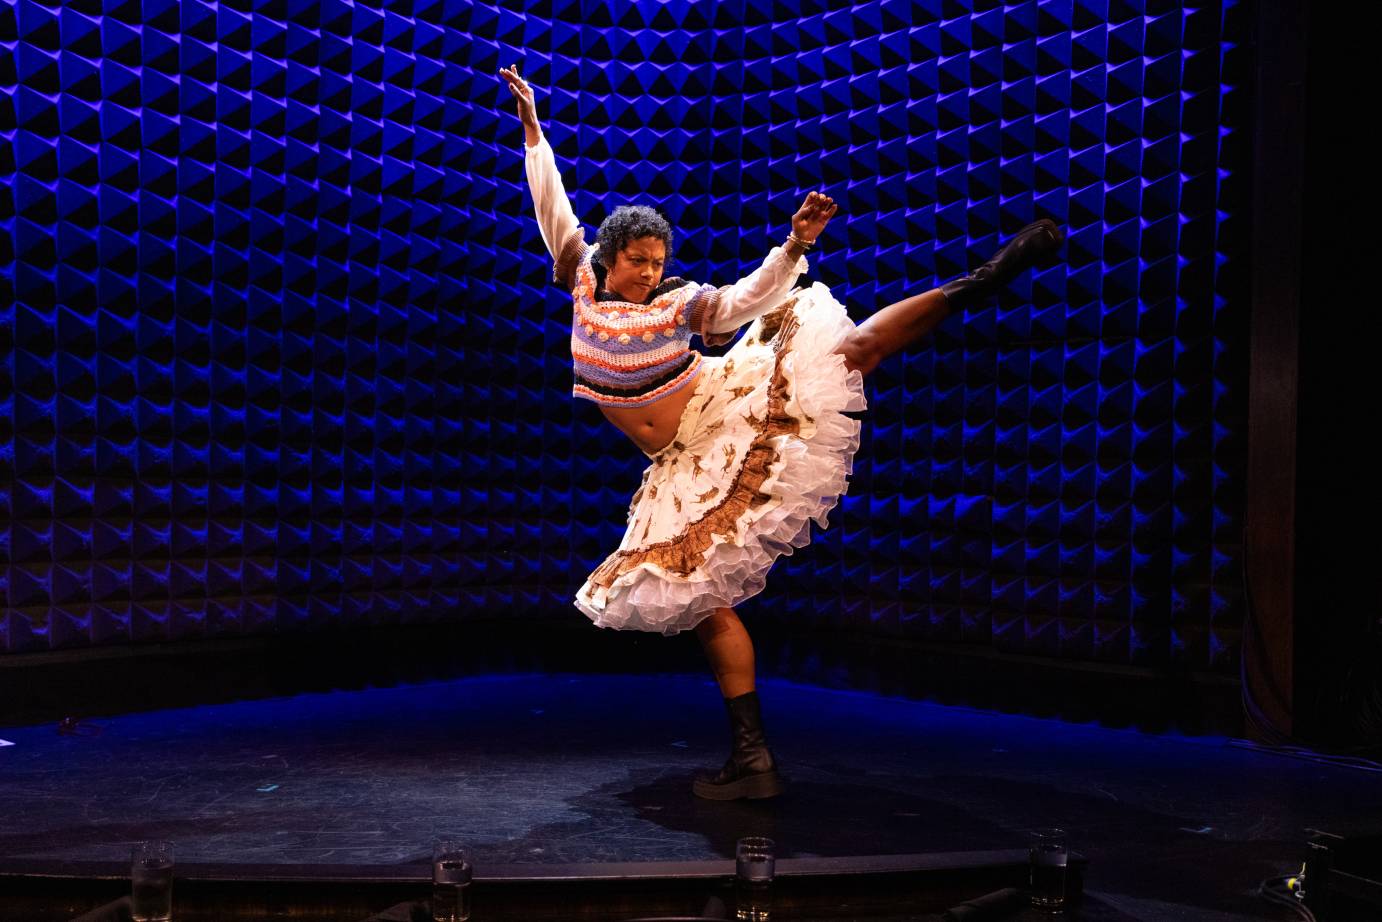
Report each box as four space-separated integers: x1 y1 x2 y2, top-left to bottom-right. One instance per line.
940 218 1064 311
692 690 784 801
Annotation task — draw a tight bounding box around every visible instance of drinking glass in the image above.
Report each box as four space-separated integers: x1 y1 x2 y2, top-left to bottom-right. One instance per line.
130 840 173 922
735 836 775 922
432 840 472 922
1029 827 1068 910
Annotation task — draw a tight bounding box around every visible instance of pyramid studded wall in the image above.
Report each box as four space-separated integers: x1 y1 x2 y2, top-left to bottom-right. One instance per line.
2 0 1250 670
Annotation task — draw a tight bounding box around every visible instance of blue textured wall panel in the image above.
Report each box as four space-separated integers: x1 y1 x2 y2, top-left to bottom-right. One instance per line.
1 0 1249 671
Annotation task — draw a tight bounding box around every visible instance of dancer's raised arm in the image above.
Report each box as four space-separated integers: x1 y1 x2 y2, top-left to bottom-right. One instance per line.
501 65 582 268
692 192 839 343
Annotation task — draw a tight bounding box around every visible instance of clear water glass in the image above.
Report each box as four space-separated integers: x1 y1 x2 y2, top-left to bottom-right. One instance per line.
432 840 472 922
735 836 775 922
1029 827 1068 910
130 840 174 922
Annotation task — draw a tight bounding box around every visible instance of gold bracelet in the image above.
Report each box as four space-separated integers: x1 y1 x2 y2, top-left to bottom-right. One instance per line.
787 233 815 250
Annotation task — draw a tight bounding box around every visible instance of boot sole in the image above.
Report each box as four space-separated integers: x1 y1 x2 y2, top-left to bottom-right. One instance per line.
692 770 784 801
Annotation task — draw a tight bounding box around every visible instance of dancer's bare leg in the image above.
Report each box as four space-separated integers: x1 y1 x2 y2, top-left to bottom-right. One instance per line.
691 605 781 800
833 219 1064 378
835 288 952 377
695 607 755 698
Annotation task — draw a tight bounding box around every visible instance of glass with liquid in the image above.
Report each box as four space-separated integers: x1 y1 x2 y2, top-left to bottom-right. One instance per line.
131 840 174 922
431 840 472 922
1029 827 1068 910
735 836 775 922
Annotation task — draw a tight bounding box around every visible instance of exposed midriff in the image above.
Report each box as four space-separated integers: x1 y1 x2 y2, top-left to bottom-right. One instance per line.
598 380 699 456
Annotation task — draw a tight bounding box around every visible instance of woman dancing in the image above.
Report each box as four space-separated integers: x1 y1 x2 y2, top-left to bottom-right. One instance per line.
500 65 1062 800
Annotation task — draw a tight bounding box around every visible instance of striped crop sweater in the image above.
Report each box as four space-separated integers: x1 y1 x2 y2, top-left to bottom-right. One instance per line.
558 234 730 408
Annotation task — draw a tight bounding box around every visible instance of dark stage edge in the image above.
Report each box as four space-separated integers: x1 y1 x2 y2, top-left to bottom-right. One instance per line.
3 673 1374 921
2 852 1103 921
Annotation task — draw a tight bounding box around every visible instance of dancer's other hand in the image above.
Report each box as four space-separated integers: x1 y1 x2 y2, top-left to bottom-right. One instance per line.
499 64 541 148
791 191 838 245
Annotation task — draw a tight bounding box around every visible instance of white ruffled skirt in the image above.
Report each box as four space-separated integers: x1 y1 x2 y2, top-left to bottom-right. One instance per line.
574 282 868 635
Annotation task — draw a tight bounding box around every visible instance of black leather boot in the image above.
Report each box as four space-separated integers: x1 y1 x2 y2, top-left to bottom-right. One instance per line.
692 690 784 800
940 218 1064 310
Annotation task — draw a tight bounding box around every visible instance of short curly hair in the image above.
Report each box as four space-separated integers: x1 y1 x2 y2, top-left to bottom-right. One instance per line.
595 205 674 269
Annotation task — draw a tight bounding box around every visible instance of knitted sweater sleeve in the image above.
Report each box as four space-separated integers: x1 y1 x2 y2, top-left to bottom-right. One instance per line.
689 246 810 343
524 135 586 288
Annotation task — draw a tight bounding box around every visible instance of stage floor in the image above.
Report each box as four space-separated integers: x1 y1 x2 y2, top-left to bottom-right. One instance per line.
3 673 1375 921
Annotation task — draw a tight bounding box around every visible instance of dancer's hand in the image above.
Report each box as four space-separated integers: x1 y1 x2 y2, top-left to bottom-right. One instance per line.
499 64 541 148
791 191 838 244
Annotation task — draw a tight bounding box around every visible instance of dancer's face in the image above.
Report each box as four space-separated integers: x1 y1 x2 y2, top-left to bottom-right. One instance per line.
605 236 666 303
